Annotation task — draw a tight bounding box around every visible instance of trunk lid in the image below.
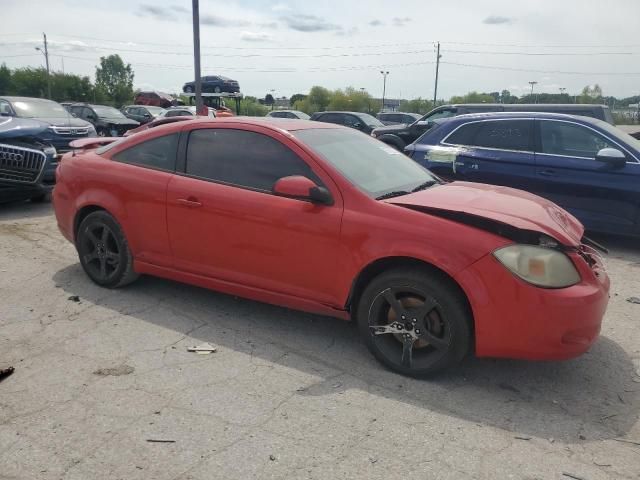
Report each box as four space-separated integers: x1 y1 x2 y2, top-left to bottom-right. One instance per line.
385 181 584 246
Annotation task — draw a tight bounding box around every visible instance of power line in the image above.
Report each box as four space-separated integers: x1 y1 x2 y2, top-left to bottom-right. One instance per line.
445 49 637 56
441 60 640 75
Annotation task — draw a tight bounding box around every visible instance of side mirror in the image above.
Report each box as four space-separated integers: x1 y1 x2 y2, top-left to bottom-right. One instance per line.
144 113 151 118
352 122 362 129
272 175 333 205
595 148 626 168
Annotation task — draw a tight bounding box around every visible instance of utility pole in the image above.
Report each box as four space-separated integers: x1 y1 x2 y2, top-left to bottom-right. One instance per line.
559 87 566 103
528 81 538 103
433 42 441 106
61 56 65 75
191 0 204 115
380 71 389 112
35 33 51 99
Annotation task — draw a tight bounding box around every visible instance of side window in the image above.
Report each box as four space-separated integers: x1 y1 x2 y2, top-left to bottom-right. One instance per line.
0 100 12 115
112 133 179 171
446 120 533 151
425 109 456 121
186 129 321 191
342 115 360 127
539 121 615 159
317 113 340 124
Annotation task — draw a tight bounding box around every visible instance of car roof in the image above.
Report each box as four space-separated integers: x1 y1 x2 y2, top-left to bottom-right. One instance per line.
1 96 58 103
440 103 605 109
317 111 369 116
164 117 341 132
441 111 604 123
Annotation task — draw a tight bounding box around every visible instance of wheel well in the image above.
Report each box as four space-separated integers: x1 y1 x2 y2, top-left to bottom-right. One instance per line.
347 256 473 326
73 205 105 241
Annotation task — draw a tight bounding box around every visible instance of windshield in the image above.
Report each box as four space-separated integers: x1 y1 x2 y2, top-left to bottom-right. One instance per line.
357 113 384 127
93 106 126 118
12 99 69 118
294 128 438 198
295 111 310 120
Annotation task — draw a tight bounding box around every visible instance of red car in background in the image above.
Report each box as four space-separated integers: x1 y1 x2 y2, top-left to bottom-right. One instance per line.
54 118 609 377
134 91 176 109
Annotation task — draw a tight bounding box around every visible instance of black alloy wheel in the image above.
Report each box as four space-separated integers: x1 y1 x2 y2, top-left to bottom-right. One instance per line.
77 211 138 288
357 268 471 377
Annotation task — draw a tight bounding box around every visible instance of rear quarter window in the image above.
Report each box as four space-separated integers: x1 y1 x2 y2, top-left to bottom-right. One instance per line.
111 133 179 171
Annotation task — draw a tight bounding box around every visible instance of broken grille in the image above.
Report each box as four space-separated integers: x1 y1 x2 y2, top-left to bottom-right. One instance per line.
0 143 46 184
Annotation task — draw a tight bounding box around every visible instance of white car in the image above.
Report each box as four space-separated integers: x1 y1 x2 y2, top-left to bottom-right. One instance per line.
158 106 216 118
266 110 310 120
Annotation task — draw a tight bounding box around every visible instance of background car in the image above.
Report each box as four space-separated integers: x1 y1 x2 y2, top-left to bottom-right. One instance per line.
121 105 166 124
158 106 216 118
0 117 57 203
123 116 193 137
407 112 640 236
266 110 310 120
0 96 95 156
183 76 240 94
310 111 384 134
377 112 421 126
67 103 139 137
53 118 608 377
371 103 615 151
134 91 176 108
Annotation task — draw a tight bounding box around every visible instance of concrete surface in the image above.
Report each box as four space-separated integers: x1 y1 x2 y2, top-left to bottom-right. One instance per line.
0 202 639 480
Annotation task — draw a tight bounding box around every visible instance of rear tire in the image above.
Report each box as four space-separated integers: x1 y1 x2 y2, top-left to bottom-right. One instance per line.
76 211 139 288
30 193 49 203
357 268 471 377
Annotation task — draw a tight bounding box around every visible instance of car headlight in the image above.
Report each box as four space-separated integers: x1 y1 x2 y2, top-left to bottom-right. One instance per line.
43 146 57 157
88 125 97 137
493 245 580 288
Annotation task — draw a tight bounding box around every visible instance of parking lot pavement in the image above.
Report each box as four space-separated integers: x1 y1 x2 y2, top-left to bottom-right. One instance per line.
0 203 639 480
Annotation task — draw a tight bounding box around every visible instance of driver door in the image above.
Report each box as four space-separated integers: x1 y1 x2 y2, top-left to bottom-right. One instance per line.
534 119 640 234
167 126 345 305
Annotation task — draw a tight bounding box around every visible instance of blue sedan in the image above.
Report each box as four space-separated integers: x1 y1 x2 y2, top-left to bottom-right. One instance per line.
405 112 640 236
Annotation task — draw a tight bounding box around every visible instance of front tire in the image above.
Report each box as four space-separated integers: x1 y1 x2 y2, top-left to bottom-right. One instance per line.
357 268 471 377
76 211 139 288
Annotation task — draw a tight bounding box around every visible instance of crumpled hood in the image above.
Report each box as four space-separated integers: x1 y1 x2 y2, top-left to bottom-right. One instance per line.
385 181 584 246
0 117 49 139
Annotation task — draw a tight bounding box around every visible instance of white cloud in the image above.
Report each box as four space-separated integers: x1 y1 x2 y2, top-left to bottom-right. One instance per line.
240 31 274 42
271 3 290 12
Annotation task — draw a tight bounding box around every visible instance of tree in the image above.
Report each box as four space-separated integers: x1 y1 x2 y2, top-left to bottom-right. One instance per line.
398 98 433 114
0 64 11 95
264 93 274 105
95 54 134 106
449 91 496 104
578 84 603 104
307 86 331 112
289 93 306 106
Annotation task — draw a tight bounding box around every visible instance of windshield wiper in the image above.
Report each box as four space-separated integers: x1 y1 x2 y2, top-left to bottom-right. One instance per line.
411 180 438 192
375 190 410 200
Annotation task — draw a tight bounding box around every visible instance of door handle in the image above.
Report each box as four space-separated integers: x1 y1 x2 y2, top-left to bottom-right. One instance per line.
177 197 202 208
539 169 556 177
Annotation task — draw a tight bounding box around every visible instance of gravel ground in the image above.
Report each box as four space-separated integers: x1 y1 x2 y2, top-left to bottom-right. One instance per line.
0 202 639 480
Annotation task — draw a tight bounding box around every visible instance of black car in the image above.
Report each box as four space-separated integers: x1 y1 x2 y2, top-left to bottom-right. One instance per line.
371 103 616 151
121 105 166 124
0 117 58 203
309 111 384 134
377 112 421 126
182 76 240 94
0 96 96 156
67 104 139 136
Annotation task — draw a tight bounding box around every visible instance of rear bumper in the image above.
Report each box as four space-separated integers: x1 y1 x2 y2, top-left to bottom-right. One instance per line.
455 250 610 360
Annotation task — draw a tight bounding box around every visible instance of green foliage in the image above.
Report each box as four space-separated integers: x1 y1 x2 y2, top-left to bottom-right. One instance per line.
398 98 433 114
577 84 603 104
9 67 48 98
0 64 11 95
307 86 331 112
224 97 269 116
289 93 306 106
449 91 496 104
264 93 274 105
95 55 134 107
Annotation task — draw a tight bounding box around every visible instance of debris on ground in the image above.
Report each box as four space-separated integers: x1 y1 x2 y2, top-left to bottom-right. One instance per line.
562 473 587 480
93 365 135 376
187 343 217 355
146 439 176 443
514 435 532 441
626 297 640 304
0 366 15 382
613 438 640 446
67 295 80 302
269 454 276 461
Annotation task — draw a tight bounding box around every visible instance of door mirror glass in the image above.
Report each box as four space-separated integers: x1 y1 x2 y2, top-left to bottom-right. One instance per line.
272 175 333 205
143 113 151 118
595 147 626 168
415 120 434 130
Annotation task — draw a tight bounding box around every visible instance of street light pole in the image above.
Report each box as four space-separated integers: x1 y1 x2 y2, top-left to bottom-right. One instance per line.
380 71 389 112
191 0 204 115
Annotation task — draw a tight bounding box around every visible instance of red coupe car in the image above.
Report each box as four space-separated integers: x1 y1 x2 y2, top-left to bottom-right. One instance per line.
53 118 610 377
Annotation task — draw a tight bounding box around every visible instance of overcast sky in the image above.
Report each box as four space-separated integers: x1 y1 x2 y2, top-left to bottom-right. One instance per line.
2 0 639 100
